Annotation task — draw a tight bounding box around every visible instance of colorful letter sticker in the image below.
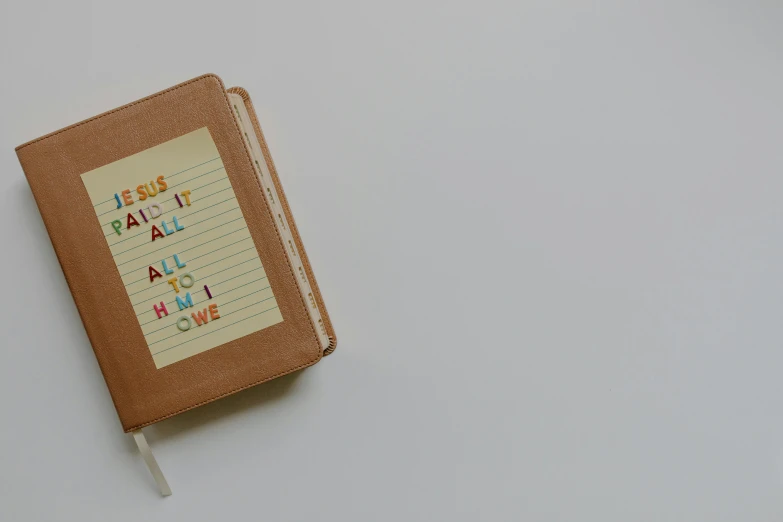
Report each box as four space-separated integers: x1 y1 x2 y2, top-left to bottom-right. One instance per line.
80 128 283 369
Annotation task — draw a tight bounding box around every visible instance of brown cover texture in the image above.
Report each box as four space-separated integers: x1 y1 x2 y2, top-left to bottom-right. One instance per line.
15 74 336 432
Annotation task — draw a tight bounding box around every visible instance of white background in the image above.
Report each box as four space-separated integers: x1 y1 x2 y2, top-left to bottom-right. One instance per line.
1 1 782 520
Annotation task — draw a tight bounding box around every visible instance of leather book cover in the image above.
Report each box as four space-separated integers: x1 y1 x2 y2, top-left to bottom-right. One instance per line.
15 74 336 432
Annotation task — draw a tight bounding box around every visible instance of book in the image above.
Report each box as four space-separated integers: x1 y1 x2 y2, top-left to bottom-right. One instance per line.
15 74 337 495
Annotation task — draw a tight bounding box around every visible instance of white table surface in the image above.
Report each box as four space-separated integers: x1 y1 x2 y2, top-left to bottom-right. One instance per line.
1 2 782 520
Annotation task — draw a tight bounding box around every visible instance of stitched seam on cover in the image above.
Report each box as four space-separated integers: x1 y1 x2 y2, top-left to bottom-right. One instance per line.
227 86 250 101
16 75 217 151
126 356 319 431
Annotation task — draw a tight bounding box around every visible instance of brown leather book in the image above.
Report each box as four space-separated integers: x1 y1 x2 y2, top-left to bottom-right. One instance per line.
15 74 336 494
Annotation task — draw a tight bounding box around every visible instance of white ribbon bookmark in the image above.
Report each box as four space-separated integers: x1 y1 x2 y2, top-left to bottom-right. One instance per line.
132 429 172 496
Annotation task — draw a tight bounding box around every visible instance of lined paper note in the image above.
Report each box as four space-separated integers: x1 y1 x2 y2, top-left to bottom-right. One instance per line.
81 127 283 368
